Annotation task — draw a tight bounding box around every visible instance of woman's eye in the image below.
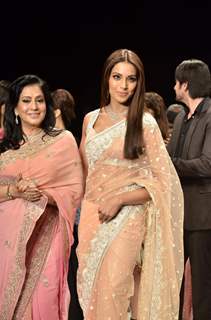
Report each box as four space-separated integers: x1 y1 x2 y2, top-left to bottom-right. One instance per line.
22 99 30 103
128 76 137 82
36 99 44 103
113 74 121 80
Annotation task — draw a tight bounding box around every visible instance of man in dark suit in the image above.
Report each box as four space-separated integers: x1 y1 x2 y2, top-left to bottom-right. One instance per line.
167 59 211 320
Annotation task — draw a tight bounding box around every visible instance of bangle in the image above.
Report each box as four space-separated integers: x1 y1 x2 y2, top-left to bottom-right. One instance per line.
6 184 14 200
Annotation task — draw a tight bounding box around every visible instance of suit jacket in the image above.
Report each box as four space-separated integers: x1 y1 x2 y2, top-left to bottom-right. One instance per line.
167 97 211 230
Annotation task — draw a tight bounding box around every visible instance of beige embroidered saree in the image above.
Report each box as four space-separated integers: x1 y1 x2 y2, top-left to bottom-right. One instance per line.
77 110 184 320
0 130 83 320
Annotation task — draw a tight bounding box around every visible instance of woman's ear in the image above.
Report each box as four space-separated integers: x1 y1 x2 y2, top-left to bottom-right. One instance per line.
54 109 61 118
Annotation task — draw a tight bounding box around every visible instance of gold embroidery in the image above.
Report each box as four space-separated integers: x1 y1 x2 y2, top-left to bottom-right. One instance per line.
41 275 49 287
13 211 58 319
0 202 58 320
0 176 16 185
4 240 12 249
0 131 66 171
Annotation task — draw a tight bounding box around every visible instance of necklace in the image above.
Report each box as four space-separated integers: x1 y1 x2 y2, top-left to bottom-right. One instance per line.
105 105 128 121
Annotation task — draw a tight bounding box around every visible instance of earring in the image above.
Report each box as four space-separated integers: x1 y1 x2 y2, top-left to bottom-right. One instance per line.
15 114 19 125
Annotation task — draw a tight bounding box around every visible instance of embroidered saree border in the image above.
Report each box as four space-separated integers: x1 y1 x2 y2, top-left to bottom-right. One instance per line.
0 131 66 170
0 202 57 320
14 211 58 319
80 201 145 312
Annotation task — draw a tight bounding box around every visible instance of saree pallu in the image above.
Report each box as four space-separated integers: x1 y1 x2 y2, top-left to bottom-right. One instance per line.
77 110 184 320
0 130 83 320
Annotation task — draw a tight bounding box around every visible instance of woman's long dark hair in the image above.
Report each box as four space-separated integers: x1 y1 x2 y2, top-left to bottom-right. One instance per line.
0 74 59 153
100 49 145 159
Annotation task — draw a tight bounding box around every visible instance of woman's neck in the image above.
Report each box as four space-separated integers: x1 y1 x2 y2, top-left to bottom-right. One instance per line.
107 101 128 113
55 116 65 129
23 127 43 138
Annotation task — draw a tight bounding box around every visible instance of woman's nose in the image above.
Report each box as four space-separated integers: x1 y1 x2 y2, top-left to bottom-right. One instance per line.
120 78 128 89
31 101 38 109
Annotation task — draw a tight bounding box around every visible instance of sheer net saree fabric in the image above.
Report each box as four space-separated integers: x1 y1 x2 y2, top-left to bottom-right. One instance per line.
0 130 83 320
77 110 184 320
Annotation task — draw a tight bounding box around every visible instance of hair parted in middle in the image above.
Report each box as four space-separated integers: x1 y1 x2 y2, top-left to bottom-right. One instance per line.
100 48 146 160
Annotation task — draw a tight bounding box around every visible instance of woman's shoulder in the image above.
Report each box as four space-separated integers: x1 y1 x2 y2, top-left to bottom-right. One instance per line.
82 108 100 131
57 129 77 141
84 108 100 122
49 129 77 146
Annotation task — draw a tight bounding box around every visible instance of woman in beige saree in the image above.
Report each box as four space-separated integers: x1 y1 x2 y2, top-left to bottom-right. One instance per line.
0 75 83 319
77 49 184 320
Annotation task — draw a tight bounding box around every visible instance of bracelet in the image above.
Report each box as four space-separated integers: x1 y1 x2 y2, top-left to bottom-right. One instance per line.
6 184 14 200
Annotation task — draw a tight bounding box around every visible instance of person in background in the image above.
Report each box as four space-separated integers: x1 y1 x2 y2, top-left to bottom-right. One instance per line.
77 48 184 320
0 80 10 138
144 91 169 144
166 103 184 139
52 88 84 320
0 75 83 319
167 59 211 320
52 88 76 130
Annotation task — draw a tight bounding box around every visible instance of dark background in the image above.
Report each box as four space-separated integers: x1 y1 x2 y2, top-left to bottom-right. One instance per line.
1 1 211 139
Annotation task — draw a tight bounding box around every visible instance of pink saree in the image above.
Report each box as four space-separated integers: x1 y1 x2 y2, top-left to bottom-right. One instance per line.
183 259 193 320
0 130 83 320
77 110 184 320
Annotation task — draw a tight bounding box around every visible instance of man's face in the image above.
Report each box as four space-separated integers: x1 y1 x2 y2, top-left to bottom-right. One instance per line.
174 80 187 103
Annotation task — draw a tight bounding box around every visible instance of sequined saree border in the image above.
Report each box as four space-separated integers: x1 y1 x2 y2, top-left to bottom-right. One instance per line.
0 202 57 320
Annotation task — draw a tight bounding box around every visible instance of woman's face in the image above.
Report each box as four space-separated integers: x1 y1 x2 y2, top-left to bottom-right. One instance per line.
15 84 46 131
108 62 137 105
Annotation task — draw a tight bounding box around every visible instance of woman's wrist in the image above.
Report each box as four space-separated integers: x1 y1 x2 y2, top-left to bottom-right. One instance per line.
6 184 15 200
116 195 124 207
8 184 20 199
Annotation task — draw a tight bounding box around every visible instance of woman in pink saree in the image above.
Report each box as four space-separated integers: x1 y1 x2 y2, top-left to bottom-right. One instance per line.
77 49 184 320
0 75 83 319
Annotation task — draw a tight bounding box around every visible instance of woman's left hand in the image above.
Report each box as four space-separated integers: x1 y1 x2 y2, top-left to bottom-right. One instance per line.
15 174 42 202
98 196 123 223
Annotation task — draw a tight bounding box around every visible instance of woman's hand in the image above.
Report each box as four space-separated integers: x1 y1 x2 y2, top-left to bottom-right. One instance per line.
15 174 56 205
10 174 42 202
98 196 123 223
